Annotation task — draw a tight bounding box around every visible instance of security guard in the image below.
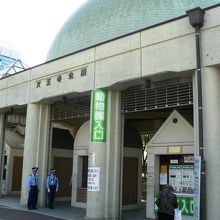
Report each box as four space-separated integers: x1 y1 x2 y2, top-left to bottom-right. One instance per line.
46 168 59 209
27 167 39 210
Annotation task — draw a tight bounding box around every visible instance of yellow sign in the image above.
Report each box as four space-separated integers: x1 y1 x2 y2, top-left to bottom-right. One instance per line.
160 165 167 173
167 146 182 154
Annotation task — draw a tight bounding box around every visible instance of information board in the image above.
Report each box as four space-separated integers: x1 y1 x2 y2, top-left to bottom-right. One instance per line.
169 165 194 194
87 167 100 191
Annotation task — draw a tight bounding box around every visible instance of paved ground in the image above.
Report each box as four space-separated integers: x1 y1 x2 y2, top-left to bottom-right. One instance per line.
0 196 86 220
0 206 65 220
0 195 149 220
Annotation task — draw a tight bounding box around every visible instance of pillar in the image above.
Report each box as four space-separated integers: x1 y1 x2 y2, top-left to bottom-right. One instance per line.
0 113 6 197
193 70 199 157
201 67 220 219
20 103 51 207
86 90 123 220
146 153 159 219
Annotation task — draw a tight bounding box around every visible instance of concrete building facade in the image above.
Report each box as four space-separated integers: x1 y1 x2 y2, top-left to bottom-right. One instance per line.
1 1 220 219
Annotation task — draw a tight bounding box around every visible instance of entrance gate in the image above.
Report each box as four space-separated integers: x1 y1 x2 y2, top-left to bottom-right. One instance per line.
50 96 91 199
121 79 194 211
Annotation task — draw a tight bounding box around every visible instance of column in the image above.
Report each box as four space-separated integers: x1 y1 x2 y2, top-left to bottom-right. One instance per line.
146 153 160 219
0 113 6 198
202 67 220 220
193 70 199 156
86 90 122 220
105 91 122 219
20 104 51 207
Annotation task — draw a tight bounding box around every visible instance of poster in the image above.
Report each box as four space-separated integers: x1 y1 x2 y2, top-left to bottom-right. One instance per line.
87 167 100 191
182 165 194 194
169 165 182 193
160 165 167 185
88 153 95 167
160 173 167 185
169 165 194 194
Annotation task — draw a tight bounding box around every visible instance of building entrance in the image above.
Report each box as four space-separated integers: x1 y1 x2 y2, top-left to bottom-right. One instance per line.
121 78 194 219
2 108 26 196
50 95 90 205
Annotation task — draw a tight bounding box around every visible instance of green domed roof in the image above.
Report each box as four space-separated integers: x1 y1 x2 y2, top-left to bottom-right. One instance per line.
47 0 220 61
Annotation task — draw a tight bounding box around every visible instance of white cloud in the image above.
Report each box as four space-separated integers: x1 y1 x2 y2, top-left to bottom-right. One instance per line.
0 0 87 67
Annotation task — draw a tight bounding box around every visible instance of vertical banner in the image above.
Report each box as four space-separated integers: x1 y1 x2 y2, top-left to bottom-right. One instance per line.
194 156 201 220
91 89 108 142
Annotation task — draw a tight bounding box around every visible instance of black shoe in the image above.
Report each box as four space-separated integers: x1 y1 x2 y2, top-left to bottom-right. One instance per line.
28 208 32 210
32 207 38 210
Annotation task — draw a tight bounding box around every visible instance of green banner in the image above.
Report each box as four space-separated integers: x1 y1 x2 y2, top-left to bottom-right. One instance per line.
91 89 108 142
154 195 194 216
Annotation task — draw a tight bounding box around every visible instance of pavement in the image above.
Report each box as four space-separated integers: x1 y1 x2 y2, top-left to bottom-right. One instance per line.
0 206 65 220
0 195 149 220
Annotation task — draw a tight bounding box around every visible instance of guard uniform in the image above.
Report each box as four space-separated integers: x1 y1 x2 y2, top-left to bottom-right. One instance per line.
27 167 39 210
46 169 59 209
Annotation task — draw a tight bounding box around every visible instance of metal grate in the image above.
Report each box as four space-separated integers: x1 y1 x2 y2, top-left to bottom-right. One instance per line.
51 96 91 121
7 108 27 127
122 82 193 113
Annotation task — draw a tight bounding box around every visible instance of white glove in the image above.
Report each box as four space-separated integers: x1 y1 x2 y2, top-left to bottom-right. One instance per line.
48 189 50 193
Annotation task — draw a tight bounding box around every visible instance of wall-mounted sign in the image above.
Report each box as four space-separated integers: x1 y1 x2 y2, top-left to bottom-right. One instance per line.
35 67 87 89
167 146 182 154
160 165 167 173
184 155 194 163
160 165 168 185
91 89 108 142
169 165 194 194
88 153 95 167
194 156 201 220
160 173 167 185
170 159 178 164
87 167 100 192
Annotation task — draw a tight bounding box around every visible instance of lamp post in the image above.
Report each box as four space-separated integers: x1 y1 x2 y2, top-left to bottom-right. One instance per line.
186 7 206 220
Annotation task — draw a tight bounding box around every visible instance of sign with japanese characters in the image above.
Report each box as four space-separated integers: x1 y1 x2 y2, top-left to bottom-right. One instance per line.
87 167 100 191
154 195 194 216
91 89 108 142
88 153 95 167
194 156 201 220
169 165 194 194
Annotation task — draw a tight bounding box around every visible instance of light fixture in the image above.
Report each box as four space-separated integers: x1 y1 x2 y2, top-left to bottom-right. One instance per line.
186 7 205 28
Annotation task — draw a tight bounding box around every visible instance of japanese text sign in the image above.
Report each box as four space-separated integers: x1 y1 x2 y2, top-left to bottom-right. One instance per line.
154 195 194 216
87 167 100 191
91 89 108 142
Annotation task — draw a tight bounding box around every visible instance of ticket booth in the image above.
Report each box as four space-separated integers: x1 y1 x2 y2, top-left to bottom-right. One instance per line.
146 110 194 220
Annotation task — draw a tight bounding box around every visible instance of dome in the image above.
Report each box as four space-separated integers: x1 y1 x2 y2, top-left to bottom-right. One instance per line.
47 0 220 61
